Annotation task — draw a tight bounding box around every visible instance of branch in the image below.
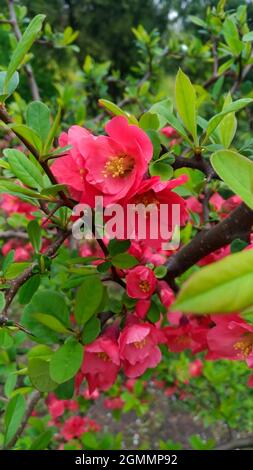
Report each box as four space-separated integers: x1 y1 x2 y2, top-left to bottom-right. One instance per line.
165 202 253 282
0 228 71 320
171 154 218 179
4 391 41 449
216 436 253 450
7 0 40 101
0 230 28 240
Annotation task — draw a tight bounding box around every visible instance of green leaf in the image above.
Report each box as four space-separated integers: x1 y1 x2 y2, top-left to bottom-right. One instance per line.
5 262 31 280
54 378 74 400
159 110 192 145
211 150 253 209
149 99 173 128
74 276 104 325
217 93 237 148
18 275 41 305
139 112 160 131
108 239 131 257
188 16 207 28
4 15 46 91
2 250 15 273
22 290 69 344
49 338 83 384
8 124 43 154
30 429 53 450
145 129 160 159
41 184 67 197
0 329 14 349
0 71 19 102
205 99 253 140
33 314 70 334
154 265 168 279
4 148 44 189
243 32 253 42
26 101 51 144
27 220 42 253
172 250 253 314
222 18 243 55
0 292 6 313
0 179 48 200
43 106 61 154
175 69 198 145
28 357 58 392
111 253 138 269
98 99 138 125
147 301 160 323
4 394 26 446
82 316 101 345
230 239 248 253
149 161 173 181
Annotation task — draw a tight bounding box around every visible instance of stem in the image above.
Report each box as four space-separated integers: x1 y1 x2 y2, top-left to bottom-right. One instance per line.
7 0 40 101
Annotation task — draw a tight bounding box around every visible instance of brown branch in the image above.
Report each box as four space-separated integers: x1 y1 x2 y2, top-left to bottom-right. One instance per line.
0 230 28 240
0 228 71 320
7 0 40 101
165 202 253 282
4 391 41 449
216 436 253 450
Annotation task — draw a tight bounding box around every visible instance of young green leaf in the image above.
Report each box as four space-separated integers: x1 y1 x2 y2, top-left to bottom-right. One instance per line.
4 394 26 446
217 93 237 148
211 150 253 210
204 98 252 140
0 292 6 313
26 101 51 144
111 253 138 269
4 149 44 189
33 314 71 334
98 99 138 125
18 275 41 305
82 316 101 345
175 69 198 145
149 161 173 181
222 18 243 56
74 276 104 325
172 250 253 314
49 338 83 384
28 357 58 392
0 71 19 102
4 14 46 92
27 220 42 253
8 124 43 154
108 239 131 257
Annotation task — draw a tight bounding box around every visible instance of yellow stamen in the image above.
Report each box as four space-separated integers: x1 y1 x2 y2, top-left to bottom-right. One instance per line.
139 280 150 293
134 338 147 349
102 155 134 178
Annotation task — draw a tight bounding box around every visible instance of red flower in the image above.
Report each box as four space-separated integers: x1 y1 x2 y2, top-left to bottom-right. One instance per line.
119 316 163 378
207 314 253 367
161 126 178 139
61 416 86 440
189 359 203 377
104 397 125 410
126 266 156 300
81 329 120 392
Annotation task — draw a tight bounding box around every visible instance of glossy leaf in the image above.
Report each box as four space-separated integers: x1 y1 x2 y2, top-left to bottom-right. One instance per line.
211 150 253 209
172 250 253 314
175 69 198 145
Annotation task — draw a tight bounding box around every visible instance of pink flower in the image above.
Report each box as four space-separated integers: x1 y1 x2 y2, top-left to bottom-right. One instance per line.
61 416 87 440
157 280 174 308
161 126 178 139
104 397 125 410
119 316 163 378
83 388 100 400
80 116 153 205
1 193 36 218
122 175 187 248
207 314 253 367
126 266 156 300
2 240 33 261
48 396 65 420
189 359 203 377
81 329 120 392
247 374 253 387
